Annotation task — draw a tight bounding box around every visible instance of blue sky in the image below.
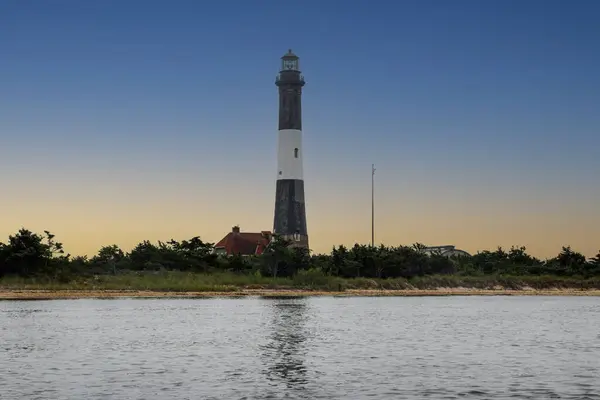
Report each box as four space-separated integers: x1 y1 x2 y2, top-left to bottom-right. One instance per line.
1 0 599 258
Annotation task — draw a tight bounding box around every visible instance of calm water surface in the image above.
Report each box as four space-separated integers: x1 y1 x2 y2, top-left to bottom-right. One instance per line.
1 296 599 399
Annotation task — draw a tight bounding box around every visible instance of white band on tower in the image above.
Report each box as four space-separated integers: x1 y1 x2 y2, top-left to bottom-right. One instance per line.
277 129 303 181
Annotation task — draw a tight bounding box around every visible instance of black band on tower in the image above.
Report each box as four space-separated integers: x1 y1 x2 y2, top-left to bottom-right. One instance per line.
277 73 304 130
273 179 307 236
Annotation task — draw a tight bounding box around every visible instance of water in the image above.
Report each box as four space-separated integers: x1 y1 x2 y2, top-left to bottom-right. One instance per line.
1 296 599 399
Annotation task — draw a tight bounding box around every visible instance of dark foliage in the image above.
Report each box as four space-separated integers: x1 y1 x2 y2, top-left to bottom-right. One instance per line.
1 228 599 280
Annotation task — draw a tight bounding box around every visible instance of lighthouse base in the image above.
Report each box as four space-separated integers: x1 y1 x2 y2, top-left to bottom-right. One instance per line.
273 179 308 250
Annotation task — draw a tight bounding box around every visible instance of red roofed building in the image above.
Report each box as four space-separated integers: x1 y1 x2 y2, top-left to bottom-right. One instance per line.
213 226 273 256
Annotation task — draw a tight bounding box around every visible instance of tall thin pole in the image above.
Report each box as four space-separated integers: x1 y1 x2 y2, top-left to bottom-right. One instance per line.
371 164 375 247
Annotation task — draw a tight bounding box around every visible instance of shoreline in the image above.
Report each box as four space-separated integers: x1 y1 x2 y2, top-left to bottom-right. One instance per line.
2 288 600 300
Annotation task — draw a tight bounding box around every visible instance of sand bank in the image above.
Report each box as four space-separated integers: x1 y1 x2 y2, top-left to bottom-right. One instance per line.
1 288 600 300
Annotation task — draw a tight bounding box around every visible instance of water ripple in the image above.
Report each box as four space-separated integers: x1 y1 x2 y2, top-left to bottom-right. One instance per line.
0 296 598 399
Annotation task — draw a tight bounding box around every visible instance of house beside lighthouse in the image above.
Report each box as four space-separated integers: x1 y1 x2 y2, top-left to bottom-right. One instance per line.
214 50 309 256
213 226 272 257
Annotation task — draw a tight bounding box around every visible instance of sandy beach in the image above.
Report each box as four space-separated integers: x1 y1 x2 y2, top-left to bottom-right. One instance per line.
1 287 600 300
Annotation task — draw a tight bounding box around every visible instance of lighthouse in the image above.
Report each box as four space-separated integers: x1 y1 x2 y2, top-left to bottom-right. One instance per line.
273 49 308 249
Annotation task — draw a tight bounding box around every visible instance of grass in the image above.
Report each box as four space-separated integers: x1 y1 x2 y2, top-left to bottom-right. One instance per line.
1 270 600 292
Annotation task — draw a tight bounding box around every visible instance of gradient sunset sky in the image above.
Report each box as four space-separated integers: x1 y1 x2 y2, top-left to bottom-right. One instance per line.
1 0 599 259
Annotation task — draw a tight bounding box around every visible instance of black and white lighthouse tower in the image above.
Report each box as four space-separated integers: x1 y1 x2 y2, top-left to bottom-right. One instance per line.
273 49 308 249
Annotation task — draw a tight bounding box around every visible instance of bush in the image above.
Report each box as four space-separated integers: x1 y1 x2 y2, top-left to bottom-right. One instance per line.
292 268 344 291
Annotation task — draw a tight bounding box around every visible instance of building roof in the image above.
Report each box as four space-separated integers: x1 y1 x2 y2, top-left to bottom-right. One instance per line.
214 226 272 256
281 49 298 59
421 245 471 258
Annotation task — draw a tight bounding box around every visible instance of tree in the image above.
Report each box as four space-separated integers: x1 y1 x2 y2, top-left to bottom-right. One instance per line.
587 251 600 276
226 253 252 273
1 227 599 281
91 245 126 274
128 240 164 270
411 242 428 252
552 246 588 275
261 235 293 278
0 228 68 277
507 246 541 267
165 237 216 272
328 245 347 276
590 251 600 267
285 246 311 276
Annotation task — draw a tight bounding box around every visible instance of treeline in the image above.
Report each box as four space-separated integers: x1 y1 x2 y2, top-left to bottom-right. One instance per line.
1 228 599 282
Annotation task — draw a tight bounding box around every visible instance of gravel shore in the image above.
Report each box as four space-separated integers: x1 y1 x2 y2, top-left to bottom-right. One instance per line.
2 288 599 300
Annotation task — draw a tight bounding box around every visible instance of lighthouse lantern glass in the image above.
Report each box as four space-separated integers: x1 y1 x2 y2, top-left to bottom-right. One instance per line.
282 59 298 71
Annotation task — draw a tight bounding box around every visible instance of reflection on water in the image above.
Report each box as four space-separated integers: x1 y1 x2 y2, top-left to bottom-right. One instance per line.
260 298 310 391
1 296 599 399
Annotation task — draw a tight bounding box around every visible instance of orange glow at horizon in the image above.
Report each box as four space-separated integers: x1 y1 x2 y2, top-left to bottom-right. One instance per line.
3 178 598 260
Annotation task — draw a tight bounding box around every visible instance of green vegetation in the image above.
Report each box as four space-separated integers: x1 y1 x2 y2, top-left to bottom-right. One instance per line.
1 228 599 291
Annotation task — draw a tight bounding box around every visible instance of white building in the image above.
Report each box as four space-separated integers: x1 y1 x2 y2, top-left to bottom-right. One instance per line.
421 245 471 258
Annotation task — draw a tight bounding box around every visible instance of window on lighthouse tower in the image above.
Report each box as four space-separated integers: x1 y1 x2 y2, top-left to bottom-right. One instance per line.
294 148 298 158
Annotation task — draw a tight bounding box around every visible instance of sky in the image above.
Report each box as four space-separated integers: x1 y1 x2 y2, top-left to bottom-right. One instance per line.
1 0 599 259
